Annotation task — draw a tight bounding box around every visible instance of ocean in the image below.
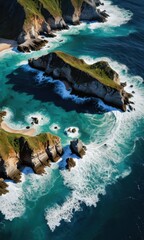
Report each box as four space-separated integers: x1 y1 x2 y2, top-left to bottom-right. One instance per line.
0 0 144 239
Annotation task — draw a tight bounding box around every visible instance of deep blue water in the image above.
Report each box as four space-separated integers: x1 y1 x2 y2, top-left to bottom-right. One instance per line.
0 0 144 239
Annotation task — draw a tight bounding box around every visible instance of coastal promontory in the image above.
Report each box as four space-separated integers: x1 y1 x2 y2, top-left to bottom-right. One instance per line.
0 0 108 52
29 51 133 111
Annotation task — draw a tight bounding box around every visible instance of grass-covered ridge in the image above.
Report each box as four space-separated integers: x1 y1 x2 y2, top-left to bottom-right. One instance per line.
55 51 122 90
40 0 62 18
18 0 62 24
0 128 59 160
18 0 43 22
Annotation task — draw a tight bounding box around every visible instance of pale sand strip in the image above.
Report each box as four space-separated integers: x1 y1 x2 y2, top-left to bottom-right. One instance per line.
1 122 36 136
0 38 17 52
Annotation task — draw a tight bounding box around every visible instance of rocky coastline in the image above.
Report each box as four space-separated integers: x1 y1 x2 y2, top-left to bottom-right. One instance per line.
29 51 134 111
0 0 108 53
0 111 86 196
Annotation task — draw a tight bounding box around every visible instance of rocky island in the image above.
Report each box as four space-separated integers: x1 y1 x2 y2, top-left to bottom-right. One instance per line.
29 51 133 111
0 0 108 52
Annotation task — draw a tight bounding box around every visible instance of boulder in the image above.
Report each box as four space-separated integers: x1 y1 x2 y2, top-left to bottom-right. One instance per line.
70 139 86 158
31 117 39 125
66 158 76 171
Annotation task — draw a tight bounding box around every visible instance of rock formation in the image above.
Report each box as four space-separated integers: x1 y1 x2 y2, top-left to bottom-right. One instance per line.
0 110 88 195
0 114 64 195
70 139 87 158
66 158 76 171
0 0 108 52
29 51 133 111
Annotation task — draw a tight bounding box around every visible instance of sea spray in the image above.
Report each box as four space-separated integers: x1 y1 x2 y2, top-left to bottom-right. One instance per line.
45 57 144 231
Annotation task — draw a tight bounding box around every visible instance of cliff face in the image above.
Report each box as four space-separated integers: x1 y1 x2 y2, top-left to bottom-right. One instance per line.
0 0 107 48
29 51 132 111
0 0 25 40
0 129 63 184
0 111 87 195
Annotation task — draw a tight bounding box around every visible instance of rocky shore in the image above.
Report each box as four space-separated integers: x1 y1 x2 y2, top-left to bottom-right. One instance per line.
0 0 108 53
29 51 133 111
0 111 86 195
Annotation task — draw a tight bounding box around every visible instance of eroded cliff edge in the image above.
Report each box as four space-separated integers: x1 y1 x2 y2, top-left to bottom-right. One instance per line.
0 111 63 195
29 51 133 111
0 0 108 52
0 111 86 195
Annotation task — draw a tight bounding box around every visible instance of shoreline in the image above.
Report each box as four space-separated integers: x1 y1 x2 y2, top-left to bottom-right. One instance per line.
0 38 17 53
1 121 36 136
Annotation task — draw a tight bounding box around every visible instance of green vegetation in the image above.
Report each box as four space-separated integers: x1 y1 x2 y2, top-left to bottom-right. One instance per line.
18 0 62 29
71 0 84 10
18 0 43 29
0 128 58 160
55 51 122 90
40 0 62 18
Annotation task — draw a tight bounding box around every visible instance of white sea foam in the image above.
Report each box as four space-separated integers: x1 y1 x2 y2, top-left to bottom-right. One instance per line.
64 127 80 138
0 182 25 221
45 56 144 231
0 167 55 221
89 0 132 30
54 80 88 104
1 107 14 120
0 107 26 130
26 112 50 127
16 60 28 66
50 123 61 132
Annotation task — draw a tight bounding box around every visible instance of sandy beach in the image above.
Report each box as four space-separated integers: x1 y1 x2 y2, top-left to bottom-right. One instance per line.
0 38 17 52
1 121 36 136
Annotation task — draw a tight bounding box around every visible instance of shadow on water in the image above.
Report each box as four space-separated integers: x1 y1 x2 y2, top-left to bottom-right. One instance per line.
6 66 116 115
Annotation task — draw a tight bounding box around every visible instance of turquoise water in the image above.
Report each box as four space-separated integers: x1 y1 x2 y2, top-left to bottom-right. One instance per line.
0 0 144 239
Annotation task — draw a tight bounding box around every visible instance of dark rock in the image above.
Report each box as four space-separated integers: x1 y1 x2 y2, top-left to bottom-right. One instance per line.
72 128 76 133
129 105 133 111
70 139 86 158
121 82 127 87
18 38 48 53
0 111 7 124
130 85 133 88
0 178 8 196
129 101 134 105
26 126 30 129
132 91 135 94
31 117 39 125
46 33 57 38
66 158 76 171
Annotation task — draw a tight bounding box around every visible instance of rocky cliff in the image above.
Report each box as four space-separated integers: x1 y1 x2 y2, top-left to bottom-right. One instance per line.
0 111 64 195
0 111 87 195
0 129 63 179
0 0 108 51
29 51 133 111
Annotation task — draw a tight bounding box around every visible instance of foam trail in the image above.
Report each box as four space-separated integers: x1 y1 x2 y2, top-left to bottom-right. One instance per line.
90 0 132 30
0 166 55 221
45 57 144 231
0 182 25 221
